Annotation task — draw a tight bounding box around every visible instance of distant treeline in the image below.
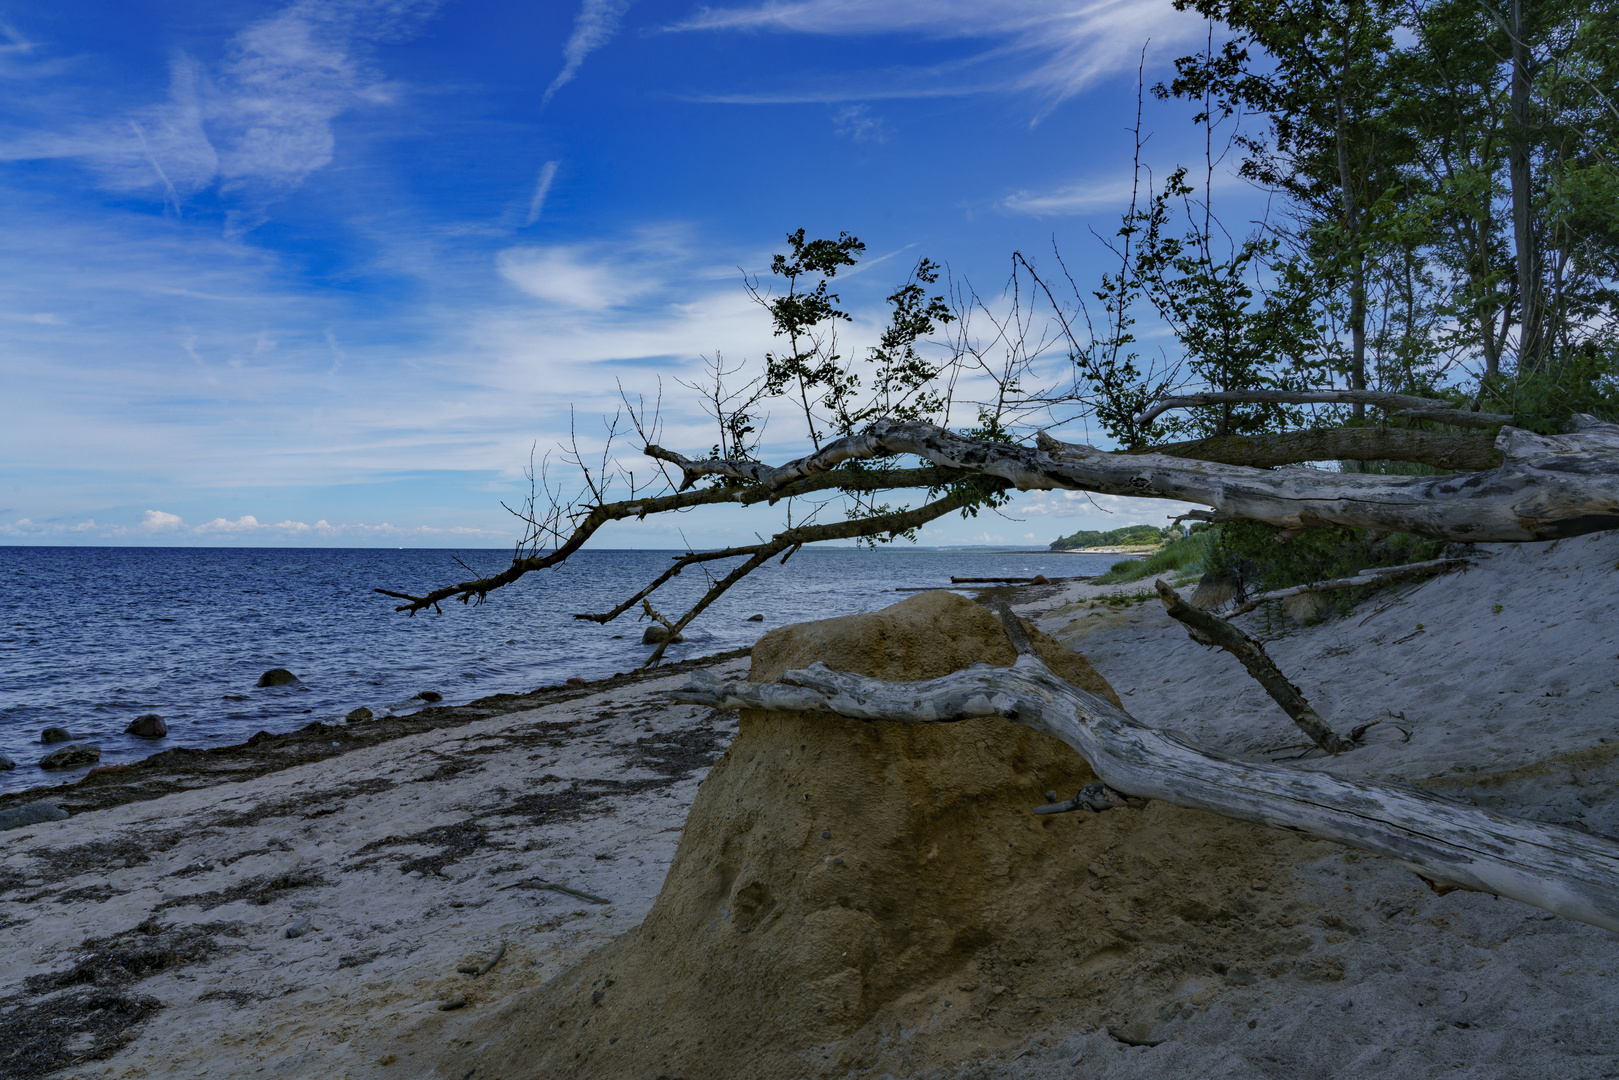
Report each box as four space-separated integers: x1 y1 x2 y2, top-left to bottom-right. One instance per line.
1048 524 1168 551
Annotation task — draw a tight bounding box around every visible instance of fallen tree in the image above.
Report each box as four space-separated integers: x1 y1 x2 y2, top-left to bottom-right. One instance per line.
674 603 1619 933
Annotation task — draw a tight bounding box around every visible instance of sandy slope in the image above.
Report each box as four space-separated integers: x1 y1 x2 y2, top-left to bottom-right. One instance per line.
3 531 1618 1079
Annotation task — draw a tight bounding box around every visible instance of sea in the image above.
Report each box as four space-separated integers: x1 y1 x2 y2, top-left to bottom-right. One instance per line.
0 546 1125 795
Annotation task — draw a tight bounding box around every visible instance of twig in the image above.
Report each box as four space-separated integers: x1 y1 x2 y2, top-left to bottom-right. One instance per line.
1155 579 1350 754
1230 557 1472 617
503 878 610 904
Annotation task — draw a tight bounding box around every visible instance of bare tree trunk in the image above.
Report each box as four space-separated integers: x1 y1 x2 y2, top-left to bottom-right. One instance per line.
1509 0 1543 370
657 414 1619 543
674 611 1619 933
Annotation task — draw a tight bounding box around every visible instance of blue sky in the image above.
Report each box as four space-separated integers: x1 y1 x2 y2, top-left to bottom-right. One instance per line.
0 0 1231 549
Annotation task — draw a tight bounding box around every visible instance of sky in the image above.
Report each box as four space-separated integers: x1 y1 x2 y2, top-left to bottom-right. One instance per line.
0 0 1238 549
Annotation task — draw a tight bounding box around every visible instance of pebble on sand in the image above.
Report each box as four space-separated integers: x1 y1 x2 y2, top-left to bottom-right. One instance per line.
0 802 69 830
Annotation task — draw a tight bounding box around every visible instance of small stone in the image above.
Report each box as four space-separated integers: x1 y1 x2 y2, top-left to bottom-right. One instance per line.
257 668 299 687
378 1054 397 1065
566 678 588 687
821 831 831 839
746 614 764 622
641 625 683 645
1031 574 1050 585
0 802 69 830
345 707 374 723
416 690 443 703
285 917 313 939
126 714 168 738
440 997 466 1011
41 727 73 744
40 744 101 770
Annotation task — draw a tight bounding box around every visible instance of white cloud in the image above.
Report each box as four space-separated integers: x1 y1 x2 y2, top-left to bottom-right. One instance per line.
544 0 634 108
1002 176 1139 216
0 0 441 205
4 510 503 543
666 0 1206 109
496 243 659 310
142 509 184 531
525 160 560 226
832 104 885 143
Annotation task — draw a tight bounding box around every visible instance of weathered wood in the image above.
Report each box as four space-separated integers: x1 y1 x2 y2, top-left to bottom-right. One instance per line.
1145 427 1501 471
1153 580 1349 754
673 646 1619 933
1133 389 1513 430
655 415 1619 543
1228 557 1473 616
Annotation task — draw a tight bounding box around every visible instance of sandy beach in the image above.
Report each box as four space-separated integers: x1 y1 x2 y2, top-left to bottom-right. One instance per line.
4 530 1619 1078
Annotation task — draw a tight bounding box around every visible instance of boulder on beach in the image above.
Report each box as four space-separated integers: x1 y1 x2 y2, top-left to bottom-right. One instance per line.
40 743 101 770
126 714 168 738
345 707 375 723
416 690 443 703
1032 574 1050 584
641 624 683 645
257 668 299 687
0 802 69 830
448 590 1316 1079
40 726 73 744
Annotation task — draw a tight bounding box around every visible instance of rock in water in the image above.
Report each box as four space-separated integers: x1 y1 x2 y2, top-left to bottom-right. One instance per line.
0 802 69 830
641 625 683 645
416 690 443 703
126 714 168 738
257 668 299 687
40 727 73 744
345 707 374 723
40 744 101 770
443 590 1319 1080
0 755 14 771
746 614 765 622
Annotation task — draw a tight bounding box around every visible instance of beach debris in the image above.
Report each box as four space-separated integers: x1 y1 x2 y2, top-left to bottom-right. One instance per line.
345 707 374 723
1229 556 1474 617
439 997 467 1011
257 668 299 687
284 917 314 939
40 743 101 770
126 714 168 738
417 690 444 703
457 942 508 977
1155 580 1351 755
0 801 69 830
1034 782 1134 815
503 878 610 904
948 575 1050 584
41 726 74 744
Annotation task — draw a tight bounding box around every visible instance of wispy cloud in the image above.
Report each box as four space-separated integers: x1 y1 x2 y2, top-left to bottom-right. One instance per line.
1 510 502 543
0 0 441 210
1004 166 1248 216
665 0 1205 110
832 104 885 143
543 0 633 108
525 160 560 225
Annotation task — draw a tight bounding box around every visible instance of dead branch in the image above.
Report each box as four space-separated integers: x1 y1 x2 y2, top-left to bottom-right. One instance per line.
1153 579 1349 754
1134 389 1514 429
657 415 1619 543
672 606 1619 933
1228 557 1475 616
376 465 976 614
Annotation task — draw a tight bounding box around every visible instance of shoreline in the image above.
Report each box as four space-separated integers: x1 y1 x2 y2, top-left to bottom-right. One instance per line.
6 532 1619 1078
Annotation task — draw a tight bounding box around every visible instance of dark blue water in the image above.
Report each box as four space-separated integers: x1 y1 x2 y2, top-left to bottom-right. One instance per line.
0 546 1118 793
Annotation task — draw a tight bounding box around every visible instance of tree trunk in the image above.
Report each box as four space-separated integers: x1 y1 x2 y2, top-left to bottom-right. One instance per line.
674 630 1619 934
1509 0 1542 370
655 414 1619 543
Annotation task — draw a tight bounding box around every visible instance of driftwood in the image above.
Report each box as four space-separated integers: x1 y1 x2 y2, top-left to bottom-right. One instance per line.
1228 557 1473 617
652 415 1619 543
1133 389 1514 429
1153 581 1349 754
673 605 1619 933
